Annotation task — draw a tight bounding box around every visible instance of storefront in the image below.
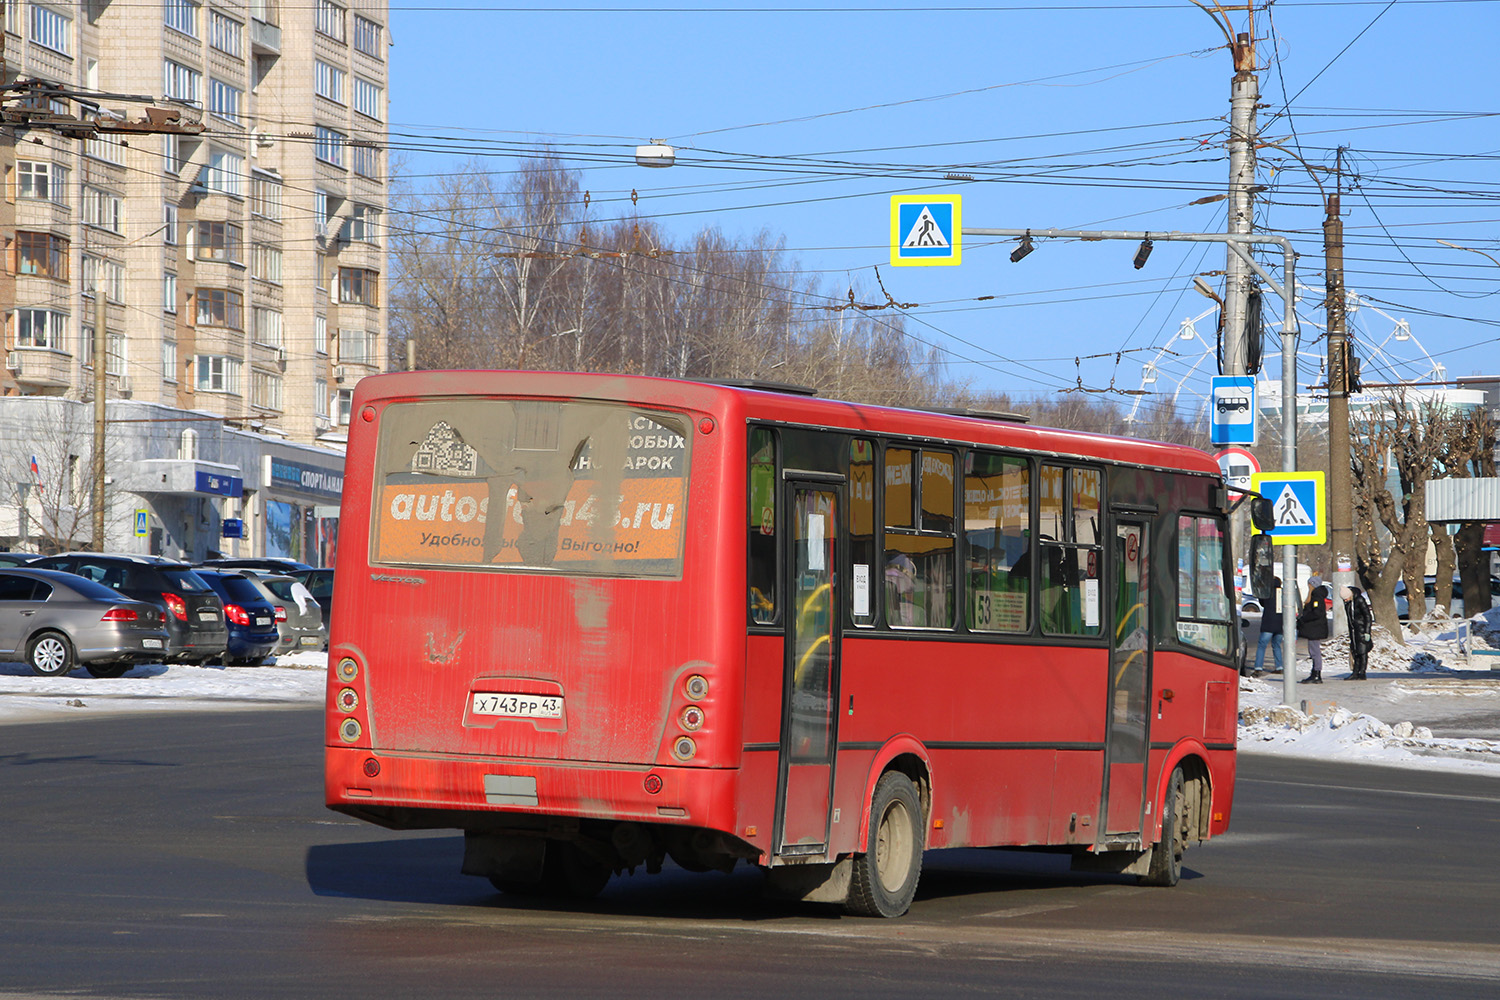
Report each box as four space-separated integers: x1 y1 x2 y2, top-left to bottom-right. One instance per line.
262 453 344 567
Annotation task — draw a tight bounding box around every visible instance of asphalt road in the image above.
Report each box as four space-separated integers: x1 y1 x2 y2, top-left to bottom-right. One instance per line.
3 709 1499 999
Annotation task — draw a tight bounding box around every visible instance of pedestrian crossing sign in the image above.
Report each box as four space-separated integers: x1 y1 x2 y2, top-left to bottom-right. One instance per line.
891 194 961 267
1250 471 1326 546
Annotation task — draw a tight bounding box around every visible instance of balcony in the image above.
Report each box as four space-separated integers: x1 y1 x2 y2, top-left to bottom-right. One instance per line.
251 18 281 55
7 348 74 392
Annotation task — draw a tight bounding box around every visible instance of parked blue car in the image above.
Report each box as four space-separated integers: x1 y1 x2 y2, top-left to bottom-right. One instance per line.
194 570 281 666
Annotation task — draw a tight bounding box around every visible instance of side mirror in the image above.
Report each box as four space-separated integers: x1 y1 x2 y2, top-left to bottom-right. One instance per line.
1250 533 1275 601
1249 497 1276 533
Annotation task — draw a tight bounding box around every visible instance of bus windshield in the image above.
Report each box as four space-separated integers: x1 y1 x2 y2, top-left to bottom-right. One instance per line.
372 399 691 578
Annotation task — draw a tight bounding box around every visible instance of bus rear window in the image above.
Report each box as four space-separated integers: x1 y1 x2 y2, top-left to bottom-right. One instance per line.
372 400 691 578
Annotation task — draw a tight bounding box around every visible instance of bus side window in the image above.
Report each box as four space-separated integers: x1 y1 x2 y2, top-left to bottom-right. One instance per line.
849 438 876 626
964 452 1031 633
748 428 778 623
1175 514 1231 654
883 448 955 629
1039 464 1103 637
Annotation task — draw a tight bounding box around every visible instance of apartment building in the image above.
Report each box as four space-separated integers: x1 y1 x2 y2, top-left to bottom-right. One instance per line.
1 0 389 445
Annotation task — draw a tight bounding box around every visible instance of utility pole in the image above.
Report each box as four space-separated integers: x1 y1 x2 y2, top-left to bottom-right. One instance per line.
1221 13 1259 376
1325 149 1355 633
92 271 107 549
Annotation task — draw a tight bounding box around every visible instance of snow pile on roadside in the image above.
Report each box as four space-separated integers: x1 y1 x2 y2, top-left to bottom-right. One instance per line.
1237 605 1500 773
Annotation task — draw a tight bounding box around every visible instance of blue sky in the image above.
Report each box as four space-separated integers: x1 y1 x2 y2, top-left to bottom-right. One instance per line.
383 2 1500 412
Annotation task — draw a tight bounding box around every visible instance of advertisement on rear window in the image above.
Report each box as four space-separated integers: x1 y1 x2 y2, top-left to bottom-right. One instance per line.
372 401 690 577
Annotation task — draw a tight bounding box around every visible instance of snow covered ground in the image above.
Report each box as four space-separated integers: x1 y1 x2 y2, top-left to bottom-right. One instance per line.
3 609 1499 777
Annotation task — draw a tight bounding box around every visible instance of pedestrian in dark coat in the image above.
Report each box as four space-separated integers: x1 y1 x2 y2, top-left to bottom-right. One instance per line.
1253 578 1284 674
1297 576 1331 683
1342 585 1374 679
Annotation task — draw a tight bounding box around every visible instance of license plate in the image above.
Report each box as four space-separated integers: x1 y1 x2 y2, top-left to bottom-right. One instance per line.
256 616 270 625
299 635 320 647
198 610 218 621
142 638 163 649
471 693 563 719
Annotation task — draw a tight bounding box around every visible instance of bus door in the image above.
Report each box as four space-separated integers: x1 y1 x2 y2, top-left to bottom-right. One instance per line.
774 479 842 858
1101 517 1152 845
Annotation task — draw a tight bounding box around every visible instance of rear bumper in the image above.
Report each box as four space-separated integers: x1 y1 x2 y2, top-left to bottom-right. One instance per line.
325 746 740 833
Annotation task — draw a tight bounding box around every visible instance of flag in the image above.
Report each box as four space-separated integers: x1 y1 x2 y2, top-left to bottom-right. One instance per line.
29 455 42 493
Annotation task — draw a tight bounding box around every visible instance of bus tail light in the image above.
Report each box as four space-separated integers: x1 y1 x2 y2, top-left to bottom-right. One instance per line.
679 705 704 731
643 774 662 794
223 604 251 626
161 593 188 621
363 757 381 778
671 736 696 761
336 657 359 682
684 674 709 700
339 718 362 743
337 688 359 713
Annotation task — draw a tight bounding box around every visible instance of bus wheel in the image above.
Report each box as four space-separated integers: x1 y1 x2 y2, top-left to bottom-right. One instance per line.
1140 767 1187 887
845 771 923 917
540 841 612 899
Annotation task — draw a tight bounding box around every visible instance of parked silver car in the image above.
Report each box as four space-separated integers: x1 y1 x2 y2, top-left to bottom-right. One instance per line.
0 568 170 677
237 570 326 654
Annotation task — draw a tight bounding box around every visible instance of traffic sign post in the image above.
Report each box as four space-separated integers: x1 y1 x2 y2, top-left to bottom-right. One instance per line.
1209 375 1257 446
890 195 961 267
1213 446 1260 495
1251 471 1326 546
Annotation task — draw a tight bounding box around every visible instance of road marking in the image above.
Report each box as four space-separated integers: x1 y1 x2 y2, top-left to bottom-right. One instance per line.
978 903 1077 919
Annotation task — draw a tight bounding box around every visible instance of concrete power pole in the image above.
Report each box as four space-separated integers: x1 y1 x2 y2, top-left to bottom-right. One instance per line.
1221 26 1259 377
1325 150 1355 633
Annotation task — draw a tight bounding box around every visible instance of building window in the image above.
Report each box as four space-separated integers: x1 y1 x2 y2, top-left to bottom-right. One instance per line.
204 149 244 197
315 314 328 354
164 60 201 105
338 267 377 306
163 340 179 383
337 328 371 364
16 161 67 203
195 288 244 329
345 204 379 243
210 79 242 124
209 10 241 55
336 387 353 425
316 0 345 41
250 172 282 220
314 126 345 167
84 134 125 165
315 253 326 289
353 15 381 57
252 244 282 284
253 307 283 347
314 60 346 104
15 231 69 280
315 378 329 418
6 1 23 35
163 202 179 244
164 272 178 314
351 143 380 180
196 220 243 263
82 328 127 375
251 370 283 411
30 4 70 55
15 308 67 350
163 134 190 175
195 355 242 394
352 77 382 120
82 256 125 302
164 0 198 37
82 187 123 233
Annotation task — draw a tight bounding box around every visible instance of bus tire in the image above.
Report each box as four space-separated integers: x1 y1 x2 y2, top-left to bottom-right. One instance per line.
540 841 612 899
845 771 923 917
1140 766 1186 887
27 631 74 677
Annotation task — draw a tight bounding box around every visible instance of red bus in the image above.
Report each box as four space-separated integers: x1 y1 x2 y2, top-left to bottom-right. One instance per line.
326 371 1239 916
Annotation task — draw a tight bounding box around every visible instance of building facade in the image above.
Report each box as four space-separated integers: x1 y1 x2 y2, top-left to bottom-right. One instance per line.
1 0 389 444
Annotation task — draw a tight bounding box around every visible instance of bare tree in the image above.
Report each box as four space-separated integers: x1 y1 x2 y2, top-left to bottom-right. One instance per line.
1 402 124 554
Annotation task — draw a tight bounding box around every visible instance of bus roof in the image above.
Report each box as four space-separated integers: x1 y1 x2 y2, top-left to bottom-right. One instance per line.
354 369 1221 477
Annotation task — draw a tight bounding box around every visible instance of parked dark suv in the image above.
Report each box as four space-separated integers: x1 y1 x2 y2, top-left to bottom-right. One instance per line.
199 557 314 574
29 554 227 664
193 570 281 666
